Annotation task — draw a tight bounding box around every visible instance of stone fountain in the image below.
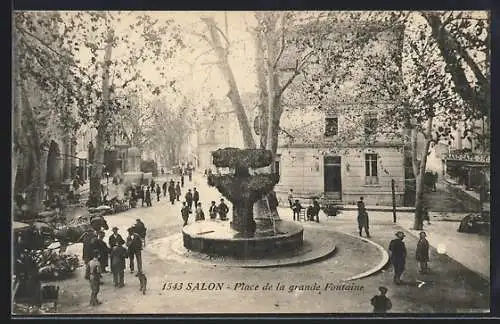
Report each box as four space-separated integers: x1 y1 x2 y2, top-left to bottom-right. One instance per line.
182 148 304 258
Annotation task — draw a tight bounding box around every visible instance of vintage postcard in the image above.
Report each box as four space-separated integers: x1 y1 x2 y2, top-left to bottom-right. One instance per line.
12 10 491 315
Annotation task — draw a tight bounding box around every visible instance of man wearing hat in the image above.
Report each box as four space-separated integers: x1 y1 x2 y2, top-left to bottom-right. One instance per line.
110 240 128 288
108 227 125 248
370 286 392 313
389 231 407 284
126 227 143 274
88 249 102 306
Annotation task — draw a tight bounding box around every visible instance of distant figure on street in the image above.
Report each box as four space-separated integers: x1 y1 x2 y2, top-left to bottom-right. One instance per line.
162 181 167 197
181 171 185 188
193 188 200 207
88 250 102 306
195 202 205 221
188 169 192 182
370 286 392 313
161 168 164 176
150 179 156 192
357 197 370 237
292 199 303 221
416 231 430 274
185 189 193 212
181 202 190 226
287 189 294 208
423 206 431 225
168 181 176 205
134 219 147 247
218 198 229 221
110 241 128 288
145 188 152 207
209 201 218 220
204 169 207 176
156 184 161 202
126 227 143 274
95 231 110 273
389 231 407 284
175 182 181 201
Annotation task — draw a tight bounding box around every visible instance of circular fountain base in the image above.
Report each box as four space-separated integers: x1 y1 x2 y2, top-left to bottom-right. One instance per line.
182 220 303 258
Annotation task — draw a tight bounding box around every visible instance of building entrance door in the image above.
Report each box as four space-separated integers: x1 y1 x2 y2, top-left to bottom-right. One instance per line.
324 156 342 200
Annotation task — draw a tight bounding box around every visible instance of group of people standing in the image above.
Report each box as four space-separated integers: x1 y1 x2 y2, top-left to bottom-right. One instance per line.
83 219 147 306
287 189 321 222
179 187 230 226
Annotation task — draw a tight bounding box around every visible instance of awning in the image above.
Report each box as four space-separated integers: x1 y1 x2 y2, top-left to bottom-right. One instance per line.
13 221 30 231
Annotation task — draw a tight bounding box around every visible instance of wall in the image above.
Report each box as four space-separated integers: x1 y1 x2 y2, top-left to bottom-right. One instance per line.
275 145 405 206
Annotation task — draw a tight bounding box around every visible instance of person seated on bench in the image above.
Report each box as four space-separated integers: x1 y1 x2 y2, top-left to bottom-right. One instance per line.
307 199 321 222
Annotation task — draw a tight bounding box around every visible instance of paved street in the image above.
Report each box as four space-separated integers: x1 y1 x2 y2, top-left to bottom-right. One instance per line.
44 171 490 314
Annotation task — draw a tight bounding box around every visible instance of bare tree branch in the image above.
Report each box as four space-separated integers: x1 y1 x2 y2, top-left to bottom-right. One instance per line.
273 14 286 69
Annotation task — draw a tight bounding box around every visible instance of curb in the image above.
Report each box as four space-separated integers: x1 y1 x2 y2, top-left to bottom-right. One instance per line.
164 233 338 269
398 225 490 282
340 231 390 281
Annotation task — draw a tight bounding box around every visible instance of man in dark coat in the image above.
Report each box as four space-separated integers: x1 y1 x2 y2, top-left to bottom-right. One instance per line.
292 199 303 221
188 169 192 182
209 201 218 220
162 182 167 197
218 198 229 221
193 188 200 207
88 249 102 306
94 231 110 273
416 231 430 273
168 181 176 205
134 219 147 247
140 186 145 207
181 171 185 188
156 184 161 202
175 182 181 201
185 189 193 212
110 241 128 288
181 202 190 226
145 188 152 207
83 232 98 280
370 286 392 313
389 231 407 284
357 197 370 237
126 227 143 274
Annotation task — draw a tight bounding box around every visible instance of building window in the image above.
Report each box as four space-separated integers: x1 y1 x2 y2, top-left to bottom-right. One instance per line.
364 113 378 136
365 153 378 184
325 117 338 137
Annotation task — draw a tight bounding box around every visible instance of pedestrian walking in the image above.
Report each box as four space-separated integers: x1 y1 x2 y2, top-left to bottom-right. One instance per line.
218 198 229 221
126 227 143 274
162 181 167 197
134 218 147 247
168 181 176 205
181 202 190 226
389 231 407 284
150 179 156 192
292 199 303 221
185 189 193 212
95 231 110 273
181 172 185 188
175 182 181 201
193 188 200 207
357 197 370 237
83 232 98 280
209 201 218 220
423 206 431 225
145 188 152 207
156 184 161 202
416 231 430 274
370 286 392 313
161 167 164 176
88 250 102 306
195 202 205 221
188 169 192 182
110 241 128 288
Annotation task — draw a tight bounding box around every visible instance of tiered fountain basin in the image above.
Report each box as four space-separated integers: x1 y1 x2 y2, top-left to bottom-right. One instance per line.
182 219 304 258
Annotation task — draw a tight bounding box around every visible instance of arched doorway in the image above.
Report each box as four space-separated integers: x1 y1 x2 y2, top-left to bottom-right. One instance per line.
46 140 62 187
